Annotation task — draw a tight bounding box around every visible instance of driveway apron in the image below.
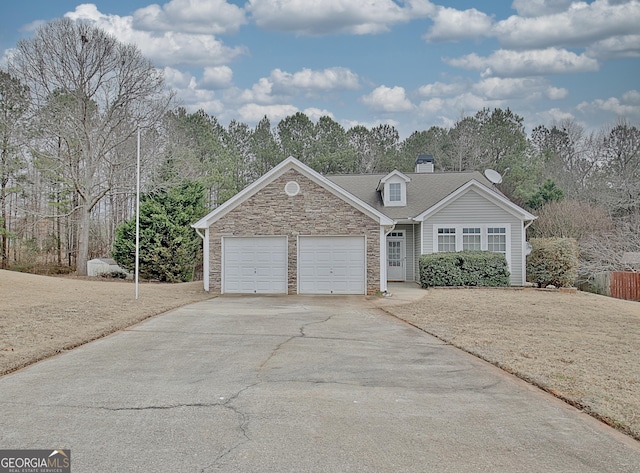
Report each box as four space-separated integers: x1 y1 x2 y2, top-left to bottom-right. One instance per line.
0 295 639 472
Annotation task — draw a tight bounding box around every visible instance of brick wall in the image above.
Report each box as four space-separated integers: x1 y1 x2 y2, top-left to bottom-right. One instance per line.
208 169 381 294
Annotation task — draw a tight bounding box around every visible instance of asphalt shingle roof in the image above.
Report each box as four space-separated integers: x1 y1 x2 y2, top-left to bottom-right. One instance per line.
327 171 495 220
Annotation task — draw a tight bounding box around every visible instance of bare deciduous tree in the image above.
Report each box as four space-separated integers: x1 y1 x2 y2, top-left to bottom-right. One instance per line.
0 70 30 269
10 18 172 275
531 200 614 241
579 217 640 279
598 119 640 216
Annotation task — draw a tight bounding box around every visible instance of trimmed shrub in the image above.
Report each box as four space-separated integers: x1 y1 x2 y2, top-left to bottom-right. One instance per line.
526 237 578 288
419 251 510 288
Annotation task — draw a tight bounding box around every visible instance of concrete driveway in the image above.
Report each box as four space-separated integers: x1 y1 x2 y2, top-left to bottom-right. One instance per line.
1 292 639 472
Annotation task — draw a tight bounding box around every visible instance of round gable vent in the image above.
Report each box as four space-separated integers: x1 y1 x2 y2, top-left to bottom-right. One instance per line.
285 181 300 196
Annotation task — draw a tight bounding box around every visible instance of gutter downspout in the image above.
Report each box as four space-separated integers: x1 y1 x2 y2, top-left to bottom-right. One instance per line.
522 219 536 286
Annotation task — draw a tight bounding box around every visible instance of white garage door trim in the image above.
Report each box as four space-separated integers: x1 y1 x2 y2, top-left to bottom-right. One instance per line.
298 236 366 295
222 236 288 294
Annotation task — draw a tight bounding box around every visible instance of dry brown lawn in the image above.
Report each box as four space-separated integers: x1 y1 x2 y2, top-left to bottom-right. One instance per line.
1 269 639 441
388 287 640 441
0 270 213 375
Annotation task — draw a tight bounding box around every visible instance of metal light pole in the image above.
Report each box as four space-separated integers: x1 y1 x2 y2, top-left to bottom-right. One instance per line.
135 127 140 300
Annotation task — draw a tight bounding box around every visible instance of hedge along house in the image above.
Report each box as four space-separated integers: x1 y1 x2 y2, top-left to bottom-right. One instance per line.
192 156 536 294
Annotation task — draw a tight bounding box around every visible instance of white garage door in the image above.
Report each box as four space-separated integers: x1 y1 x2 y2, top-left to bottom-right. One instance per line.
223 237 287 294
298 236 366 295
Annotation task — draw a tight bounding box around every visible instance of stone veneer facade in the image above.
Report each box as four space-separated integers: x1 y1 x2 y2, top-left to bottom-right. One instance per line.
207 169 381 294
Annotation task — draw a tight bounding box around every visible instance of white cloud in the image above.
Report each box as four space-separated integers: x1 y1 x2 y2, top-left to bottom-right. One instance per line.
535 107 576 124
577 95 640 117
587 34 640 58
270 67 360 93
361 85 414 112
623 90 640 103
236 78 275 104
342 117 401 131
418 97 446 113
0 48 16 69
418 81 467 97
511 0 573 18
185 95 225 116
65 4 246 67
424 6 493 42
415 77 570 130
161 69 224 115
416 92 506 131
201 66 234 89
132 0 246 35
473 77 567 100
226 67 360 107
163 67 196 89
303 108 334 121
494 0 640 50
446 48 600 77
547 86 569 100
20 19 47 33
237 103 299 123
246 0 435 35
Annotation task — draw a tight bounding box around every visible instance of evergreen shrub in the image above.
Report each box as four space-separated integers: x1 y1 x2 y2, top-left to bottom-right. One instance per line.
419 251 510 288
526 237 578 288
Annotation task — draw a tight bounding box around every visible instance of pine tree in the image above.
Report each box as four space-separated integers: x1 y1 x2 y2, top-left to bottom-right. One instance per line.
112 182 207 282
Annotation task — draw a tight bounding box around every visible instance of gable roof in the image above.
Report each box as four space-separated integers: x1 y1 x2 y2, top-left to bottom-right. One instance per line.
415 179 537 222
376 170 411 191
328 171 485 219
192 156 394 229
328 171 536 222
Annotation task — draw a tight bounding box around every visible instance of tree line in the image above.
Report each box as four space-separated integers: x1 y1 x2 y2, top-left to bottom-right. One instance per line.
1 19 638 281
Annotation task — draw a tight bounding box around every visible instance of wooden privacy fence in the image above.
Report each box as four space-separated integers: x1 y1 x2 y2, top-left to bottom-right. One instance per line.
610 271 640 302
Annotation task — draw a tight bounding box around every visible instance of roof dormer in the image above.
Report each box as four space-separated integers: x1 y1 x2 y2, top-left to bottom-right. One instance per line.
377 170 410 207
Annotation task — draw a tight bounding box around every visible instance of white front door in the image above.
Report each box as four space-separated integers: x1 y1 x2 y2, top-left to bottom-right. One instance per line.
387 231 405 281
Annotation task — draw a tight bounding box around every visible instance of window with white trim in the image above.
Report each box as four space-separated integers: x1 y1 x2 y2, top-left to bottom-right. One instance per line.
433 225 511 268
437 228 456 252
389 182 401 202
381 175 408 207
462 227 481 251
487 227 507 255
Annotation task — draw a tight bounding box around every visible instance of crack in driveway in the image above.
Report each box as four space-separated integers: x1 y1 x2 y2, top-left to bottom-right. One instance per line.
257 313 338 376
202 383 259 471
204 314 341 470
72 383 260 473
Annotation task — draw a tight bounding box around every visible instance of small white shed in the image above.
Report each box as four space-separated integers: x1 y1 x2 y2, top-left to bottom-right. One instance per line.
87 258 126 277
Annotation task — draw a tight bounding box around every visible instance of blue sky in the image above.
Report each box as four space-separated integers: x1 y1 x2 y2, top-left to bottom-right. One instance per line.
1 0 639 137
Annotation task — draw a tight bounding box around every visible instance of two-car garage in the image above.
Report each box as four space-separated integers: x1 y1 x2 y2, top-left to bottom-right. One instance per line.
193 158 391 295
222 236 366 295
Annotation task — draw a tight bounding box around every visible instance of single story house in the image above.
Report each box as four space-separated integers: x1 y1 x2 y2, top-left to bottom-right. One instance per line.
192 156 536 295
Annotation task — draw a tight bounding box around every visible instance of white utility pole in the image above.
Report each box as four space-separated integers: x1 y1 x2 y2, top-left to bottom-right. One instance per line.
135 127 141 300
